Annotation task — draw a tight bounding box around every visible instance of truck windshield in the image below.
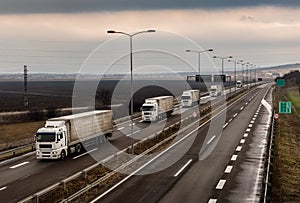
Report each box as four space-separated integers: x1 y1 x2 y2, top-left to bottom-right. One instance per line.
142 106 154 111
211 88 216 92
36 133 56 142
181 96 190 100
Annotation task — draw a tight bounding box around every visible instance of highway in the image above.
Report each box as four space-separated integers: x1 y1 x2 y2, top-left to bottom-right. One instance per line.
94 83 272 203
0 85 256 202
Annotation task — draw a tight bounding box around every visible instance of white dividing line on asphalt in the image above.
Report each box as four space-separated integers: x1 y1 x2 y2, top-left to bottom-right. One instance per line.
128 123 136 126
223 123 228 128
9 161 29 169
0 186 7 191
236 146 242 151
249 124 253 128
117 127 124 131
240 106 244 110
73 148 98 160
243 133 248 138
254 115 257 118
240 139 246 144
252 117 256 121
224 165 233 174
207 135 216 145
216 179 226 189
208 199 217 203
246 128 251 132
231 155 238 161
139 120 144 123
126 130 140 137
228 118 233 123
174 159 193 177
250 120 255 124
233 113 238 118
245 102 248 105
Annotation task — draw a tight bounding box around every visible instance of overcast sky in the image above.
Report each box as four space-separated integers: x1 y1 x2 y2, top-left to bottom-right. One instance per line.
0 0 299 74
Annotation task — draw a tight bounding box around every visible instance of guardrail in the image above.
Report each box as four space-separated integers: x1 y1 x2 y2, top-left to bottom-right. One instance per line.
0 143 35 162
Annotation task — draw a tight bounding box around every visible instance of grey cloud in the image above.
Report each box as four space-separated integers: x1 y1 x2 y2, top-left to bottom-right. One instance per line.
0 0 300 14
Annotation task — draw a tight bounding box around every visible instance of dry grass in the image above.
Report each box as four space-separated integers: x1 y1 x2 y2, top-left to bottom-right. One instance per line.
0 121 44 151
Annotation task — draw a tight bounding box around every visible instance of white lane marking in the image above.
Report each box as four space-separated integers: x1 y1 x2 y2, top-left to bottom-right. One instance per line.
128 123 136 126
231 155 238 161
9 161 29 169
261 98 272 114
174 159 193 177
216 179 226 189
240 139 246 144
249 124 253 127
158 119 167 124
224 165 233 173
244 133 248 137
250 120 254 124
253 117 256 120
228 118 233 123
246 128 251 132
254 115 257 118
0 186 7 191
126 130 141 137
236 146 242 151
139 120 144 123
223 123 228 128
245 102 248 105
73 148 98 160
207 135 216 145
208 199 217 203
240 106 244 110
233 113 238 118
117 127 124 131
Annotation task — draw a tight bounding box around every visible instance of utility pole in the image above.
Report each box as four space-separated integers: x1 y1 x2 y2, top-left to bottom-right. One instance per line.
23 65 29 108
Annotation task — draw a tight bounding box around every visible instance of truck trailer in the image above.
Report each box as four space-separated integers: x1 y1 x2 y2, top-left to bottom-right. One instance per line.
141 96 174 122
181 90 200 107
35 110 113 160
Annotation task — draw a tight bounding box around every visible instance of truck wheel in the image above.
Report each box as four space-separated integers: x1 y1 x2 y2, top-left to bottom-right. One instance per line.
61 150 66 160
75 144 82 154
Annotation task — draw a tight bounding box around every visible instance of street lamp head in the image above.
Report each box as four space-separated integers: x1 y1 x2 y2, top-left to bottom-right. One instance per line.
107 30 116 33
229 56 233 59
186 50 191 52
208 49 214 52
213 56 217 58
147 29 156 33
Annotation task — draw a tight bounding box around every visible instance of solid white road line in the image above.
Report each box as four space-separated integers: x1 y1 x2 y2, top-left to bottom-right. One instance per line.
208 199 217 203
233 113 238 118
117 127 124 131
224 165 233 173
231 155 238 161
207 135 216 145
126 130 140 137
240 139 246 144
0 186 7 191
73 148 98 160
236 146 242 151
9 161 29 169
216 179 226 189
174 159 193 177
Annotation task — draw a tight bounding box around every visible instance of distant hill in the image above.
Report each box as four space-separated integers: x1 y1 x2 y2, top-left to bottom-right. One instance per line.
260 63 300 71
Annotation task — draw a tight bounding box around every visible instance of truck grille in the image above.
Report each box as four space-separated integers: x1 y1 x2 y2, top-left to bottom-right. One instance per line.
39 144 52 148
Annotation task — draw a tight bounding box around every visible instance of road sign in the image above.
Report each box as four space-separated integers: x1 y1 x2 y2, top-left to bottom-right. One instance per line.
274 113 279 119
276 79 285 87
279 101 292 114
192 112 197 118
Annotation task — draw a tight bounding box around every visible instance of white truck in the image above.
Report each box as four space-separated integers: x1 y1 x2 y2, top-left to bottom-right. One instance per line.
236 80 243 88
210 85 223 97
35 110 113 160
181 90 200 107
141 96 174 122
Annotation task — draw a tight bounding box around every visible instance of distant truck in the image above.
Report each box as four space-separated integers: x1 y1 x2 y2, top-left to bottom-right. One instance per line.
35 110 113 160
141 96 174 122
181 90 200 107
210 85 222 97
236 80 243 88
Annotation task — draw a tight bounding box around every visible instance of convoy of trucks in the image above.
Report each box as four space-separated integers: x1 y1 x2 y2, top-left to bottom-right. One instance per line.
181 90 200 107
236 80 243 88
210 85 223 97
35 110 113 160
141 96 174 122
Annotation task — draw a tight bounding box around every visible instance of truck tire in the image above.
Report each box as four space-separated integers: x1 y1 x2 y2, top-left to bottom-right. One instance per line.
75 144 82 154
61 150 66 160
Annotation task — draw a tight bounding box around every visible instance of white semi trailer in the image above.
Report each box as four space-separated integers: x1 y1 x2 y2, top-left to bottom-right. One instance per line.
210 85 223 97
141 96 174 122
181 90 200 107
35 110 113 160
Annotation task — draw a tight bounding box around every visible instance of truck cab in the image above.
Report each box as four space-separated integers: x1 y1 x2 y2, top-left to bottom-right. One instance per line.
141 101 158 122
181 91 193 107
35 121 68 159
236 80 243 88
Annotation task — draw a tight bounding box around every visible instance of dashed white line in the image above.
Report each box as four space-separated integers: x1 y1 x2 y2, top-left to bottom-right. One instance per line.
233 113 238 118
252 117 256 121
246 128 251 132
208 199 217 203
73 148 98 159
249 124 253 127
240 106 244 110
223 123 228 128
250 120 255 124
245 102 248 105
228 118 233 123
240 139 246 144
174 159 193 177
224 165 233 174
243 133 248 138
231 155 238 161
128 123 136 126
216 179 226 189
236 146 242 151
9 161 29 169
207 135 216 145
0 186 7 191
254 115 257 118
117 127 124 131
126 130 140 137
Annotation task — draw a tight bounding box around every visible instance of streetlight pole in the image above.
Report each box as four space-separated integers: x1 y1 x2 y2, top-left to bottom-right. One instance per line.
186 49 213 84
213 55 232 94
229 59 243 95
107 29 156 156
